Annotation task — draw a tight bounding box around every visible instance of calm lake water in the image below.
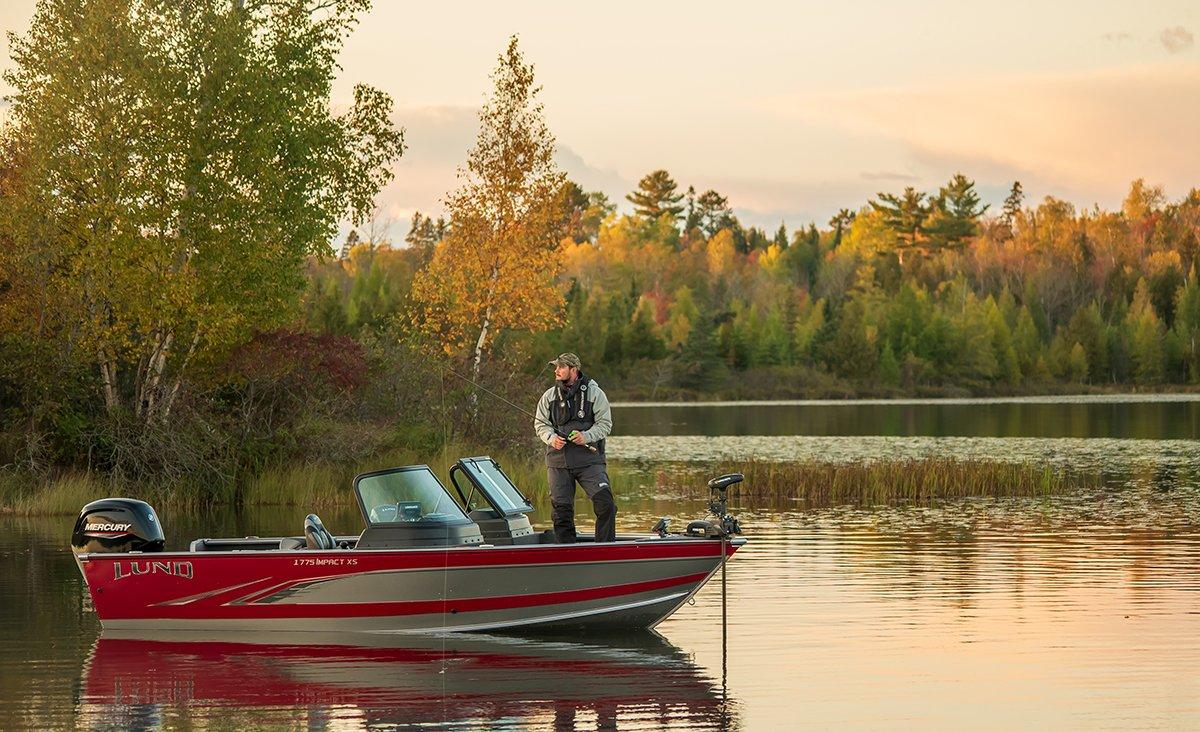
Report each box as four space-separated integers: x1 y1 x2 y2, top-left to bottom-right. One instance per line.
2 396 1199 730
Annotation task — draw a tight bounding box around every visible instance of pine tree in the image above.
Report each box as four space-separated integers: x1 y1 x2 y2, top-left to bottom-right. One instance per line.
829 209 855 248
627 170 685 223
925 173 987 250
870 187 927 264
1002 181 1024 227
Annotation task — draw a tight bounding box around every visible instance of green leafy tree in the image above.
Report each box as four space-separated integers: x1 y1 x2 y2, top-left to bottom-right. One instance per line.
1 0 403 422
665 285 700 350
1174 278 1200 382
627 170 685 223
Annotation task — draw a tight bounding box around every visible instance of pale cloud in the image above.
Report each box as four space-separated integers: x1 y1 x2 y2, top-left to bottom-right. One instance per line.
861 171 920 182
771 64 1200 209
1160 26 1195 54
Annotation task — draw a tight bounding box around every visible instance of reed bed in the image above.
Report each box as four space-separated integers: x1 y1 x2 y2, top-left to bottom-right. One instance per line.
3 472 127 516
2 452 1100 515
650 458 1099 505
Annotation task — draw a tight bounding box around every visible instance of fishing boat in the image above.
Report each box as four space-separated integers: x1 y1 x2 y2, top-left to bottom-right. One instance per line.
71 456 745 633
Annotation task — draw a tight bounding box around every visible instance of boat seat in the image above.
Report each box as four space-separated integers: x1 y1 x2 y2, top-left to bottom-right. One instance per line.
304 514 335 550
279 536 305 550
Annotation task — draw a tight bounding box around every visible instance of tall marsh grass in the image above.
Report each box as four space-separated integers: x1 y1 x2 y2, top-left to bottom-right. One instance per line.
2 449 1099 515
652 458 1097 505
1 471 159 516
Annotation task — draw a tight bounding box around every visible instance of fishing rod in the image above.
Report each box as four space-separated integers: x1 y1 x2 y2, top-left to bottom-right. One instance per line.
446 369 598 453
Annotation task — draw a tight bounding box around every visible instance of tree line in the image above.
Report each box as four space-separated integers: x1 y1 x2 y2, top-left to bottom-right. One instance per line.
314 170 1200 398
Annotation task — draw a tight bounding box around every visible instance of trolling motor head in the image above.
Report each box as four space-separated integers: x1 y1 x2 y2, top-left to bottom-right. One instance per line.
705 473 743 536
680 472 745 539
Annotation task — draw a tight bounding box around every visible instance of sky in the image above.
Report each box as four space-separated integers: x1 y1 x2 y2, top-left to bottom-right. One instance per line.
1 1 1198 241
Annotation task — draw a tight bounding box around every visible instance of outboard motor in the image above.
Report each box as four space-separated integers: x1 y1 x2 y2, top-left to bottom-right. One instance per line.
71 498 165 557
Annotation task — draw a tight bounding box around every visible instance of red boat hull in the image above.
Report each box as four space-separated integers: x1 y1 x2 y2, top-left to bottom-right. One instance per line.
79 538 743 632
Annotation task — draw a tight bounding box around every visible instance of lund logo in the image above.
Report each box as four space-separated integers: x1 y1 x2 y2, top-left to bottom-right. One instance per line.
86 523 132 533
114 561 194 581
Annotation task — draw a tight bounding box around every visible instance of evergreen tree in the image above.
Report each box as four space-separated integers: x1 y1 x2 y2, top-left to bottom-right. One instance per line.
623 299 666 360
925 173 988 250
773 223 789 249
878 342 901 386
1066 343 1089 382
1012 306 1043 379
822 299 877 378
792 296 826 365
1002 181 1024 227
870 187 928 264
627 170 685 223
694 189 736 237
1127 280 1165 383
678 309 728 392
829 209 855 248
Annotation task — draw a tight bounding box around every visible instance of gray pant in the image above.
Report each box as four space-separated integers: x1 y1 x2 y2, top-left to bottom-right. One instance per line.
547 463 616 543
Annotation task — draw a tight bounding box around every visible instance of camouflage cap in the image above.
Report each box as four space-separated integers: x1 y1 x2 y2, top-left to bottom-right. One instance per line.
549 352 582 368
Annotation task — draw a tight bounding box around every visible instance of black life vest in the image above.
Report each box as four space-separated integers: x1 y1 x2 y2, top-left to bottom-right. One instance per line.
546 373 606 468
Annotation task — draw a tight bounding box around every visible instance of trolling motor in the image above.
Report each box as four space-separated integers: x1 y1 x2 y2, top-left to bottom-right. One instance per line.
684 473 743 538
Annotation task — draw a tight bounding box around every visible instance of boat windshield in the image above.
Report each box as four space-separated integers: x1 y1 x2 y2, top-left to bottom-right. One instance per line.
354 467 470 525
452 456 534 516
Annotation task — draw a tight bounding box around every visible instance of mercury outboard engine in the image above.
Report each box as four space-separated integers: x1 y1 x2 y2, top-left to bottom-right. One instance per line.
71 498 165 557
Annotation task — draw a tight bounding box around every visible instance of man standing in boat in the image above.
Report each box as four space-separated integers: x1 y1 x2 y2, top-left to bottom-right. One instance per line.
534 353 616 543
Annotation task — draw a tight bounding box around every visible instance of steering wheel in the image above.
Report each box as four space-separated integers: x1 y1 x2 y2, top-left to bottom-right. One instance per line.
369 504 398 523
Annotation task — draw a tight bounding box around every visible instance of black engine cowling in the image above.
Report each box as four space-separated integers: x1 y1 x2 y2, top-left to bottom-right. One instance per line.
71 498 165 556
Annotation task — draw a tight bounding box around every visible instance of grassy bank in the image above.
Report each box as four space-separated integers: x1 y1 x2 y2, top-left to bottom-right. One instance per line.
3 450 1098 516
648 458 1098 505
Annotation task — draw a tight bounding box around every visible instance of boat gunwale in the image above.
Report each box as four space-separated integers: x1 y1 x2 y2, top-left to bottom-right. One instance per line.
77 535 747 561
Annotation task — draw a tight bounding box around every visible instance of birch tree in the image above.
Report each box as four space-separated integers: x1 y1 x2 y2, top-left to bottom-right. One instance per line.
411 36 568 378
0 0 403 423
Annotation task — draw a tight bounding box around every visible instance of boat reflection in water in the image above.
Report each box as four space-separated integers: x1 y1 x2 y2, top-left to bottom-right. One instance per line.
79 630 739 730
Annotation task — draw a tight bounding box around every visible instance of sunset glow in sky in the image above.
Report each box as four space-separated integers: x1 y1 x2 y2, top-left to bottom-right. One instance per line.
2 1 1197 236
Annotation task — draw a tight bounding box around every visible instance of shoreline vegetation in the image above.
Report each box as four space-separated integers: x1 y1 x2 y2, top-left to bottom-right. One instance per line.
0 446 1094 516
